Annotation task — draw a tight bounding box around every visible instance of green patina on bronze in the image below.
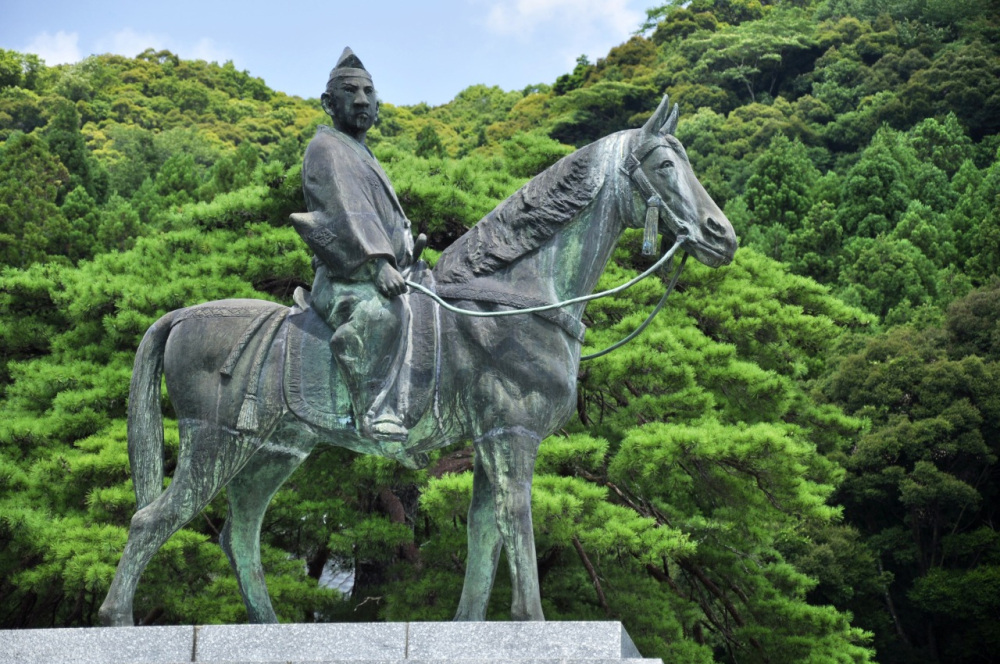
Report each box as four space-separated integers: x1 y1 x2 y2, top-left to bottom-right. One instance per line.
99 49 737 627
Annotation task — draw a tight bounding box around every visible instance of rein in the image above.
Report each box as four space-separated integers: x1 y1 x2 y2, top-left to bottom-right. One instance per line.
581 252 687 360
404 236 687 361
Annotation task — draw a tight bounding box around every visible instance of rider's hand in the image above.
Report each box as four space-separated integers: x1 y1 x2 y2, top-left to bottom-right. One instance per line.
374 259 406 298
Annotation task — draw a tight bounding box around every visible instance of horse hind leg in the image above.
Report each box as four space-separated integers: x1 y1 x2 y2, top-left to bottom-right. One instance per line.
220 430 315 623
99 420 246 626
454 453 503 621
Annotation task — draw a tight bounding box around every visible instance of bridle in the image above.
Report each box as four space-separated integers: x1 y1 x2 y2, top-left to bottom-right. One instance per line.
405 139 690 361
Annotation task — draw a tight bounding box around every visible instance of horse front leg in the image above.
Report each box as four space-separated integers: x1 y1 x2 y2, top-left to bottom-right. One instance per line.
473 426 544 621
454 454 503 621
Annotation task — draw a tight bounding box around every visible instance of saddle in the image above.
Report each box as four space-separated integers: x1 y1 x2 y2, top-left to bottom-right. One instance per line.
283 262 440 438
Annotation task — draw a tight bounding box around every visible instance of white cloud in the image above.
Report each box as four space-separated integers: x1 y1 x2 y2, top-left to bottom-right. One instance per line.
95 28 168 58
95 28 234 64
188 37 231 64
481 0 642 70
484 0 640 38
24 30 82 65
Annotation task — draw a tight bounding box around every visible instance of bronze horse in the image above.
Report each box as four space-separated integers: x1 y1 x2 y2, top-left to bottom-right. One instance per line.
99 96 736 626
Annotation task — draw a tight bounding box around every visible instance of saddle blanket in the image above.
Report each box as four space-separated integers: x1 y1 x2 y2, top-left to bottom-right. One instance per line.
283 263 440 434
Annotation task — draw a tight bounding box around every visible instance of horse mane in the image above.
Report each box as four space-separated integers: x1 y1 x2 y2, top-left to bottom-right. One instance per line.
434 139 611 283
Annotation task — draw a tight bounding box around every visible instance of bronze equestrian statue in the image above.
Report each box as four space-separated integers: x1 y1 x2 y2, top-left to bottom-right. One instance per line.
99 49 737 627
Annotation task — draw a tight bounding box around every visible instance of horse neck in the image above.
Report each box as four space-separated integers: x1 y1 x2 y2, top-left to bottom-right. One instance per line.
466 132 639 315
553 196 624 298
543 133 637 309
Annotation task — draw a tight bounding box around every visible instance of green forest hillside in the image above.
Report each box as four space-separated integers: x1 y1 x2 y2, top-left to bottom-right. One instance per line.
1 1 998 663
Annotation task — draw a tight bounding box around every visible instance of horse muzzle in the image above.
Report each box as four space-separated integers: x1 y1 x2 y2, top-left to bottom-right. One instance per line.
661 207 737 269
684 214 737 268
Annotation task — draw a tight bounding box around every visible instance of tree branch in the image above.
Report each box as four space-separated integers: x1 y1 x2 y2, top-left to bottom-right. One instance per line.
379 488 421 566
878 557 911 646
201 512 220 537
574 467 657 522
573 535 611 617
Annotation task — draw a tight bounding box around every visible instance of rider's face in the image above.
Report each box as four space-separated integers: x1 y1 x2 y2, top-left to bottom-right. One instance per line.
323 76 377 137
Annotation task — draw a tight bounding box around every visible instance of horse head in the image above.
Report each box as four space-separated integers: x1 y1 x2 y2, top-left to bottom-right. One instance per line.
625 95 737 268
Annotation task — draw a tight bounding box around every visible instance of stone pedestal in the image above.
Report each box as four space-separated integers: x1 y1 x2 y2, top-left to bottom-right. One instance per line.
0 621 661 664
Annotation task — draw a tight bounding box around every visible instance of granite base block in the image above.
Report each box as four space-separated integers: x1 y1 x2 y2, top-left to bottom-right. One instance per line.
0 621 661 664
194 623 406 662
407 622 642 660
206 660 664 664
0 625 193 664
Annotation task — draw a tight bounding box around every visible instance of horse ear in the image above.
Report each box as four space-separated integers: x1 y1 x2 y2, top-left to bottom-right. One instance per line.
642 94 672 136
662 103 679 136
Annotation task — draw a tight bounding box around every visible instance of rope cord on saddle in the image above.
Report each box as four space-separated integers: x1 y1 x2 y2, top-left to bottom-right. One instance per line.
404 235 688 361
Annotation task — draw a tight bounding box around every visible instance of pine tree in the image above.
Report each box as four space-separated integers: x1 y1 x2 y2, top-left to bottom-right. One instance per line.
739 133 820 261
43 100 100 202
836 129 912 239
0 132 69 267
55 185 101 262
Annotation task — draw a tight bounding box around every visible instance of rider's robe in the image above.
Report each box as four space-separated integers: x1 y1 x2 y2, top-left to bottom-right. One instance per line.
293 125 414 433
297 125 413 276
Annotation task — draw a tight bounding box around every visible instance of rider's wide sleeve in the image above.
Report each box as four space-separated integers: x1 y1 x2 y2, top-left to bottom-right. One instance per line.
298 130 398 280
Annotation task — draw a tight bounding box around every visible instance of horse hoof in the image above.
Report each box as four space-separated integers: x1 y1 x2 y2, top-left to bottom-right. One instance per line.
98 604 133 627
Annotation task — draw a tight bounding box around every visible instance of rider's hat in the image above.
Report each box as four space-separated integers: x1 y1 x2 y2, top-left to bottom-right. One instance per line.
328 47 372 84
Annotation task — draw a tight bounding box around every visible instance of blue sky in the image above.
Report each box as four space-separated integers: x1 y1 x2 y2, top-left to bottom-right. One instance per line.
2 0 654 106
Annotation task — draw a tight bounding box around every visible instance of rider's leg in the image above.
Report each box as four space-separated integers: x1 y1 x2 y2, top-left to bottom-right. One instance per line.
314 271 408 441
348 291 410 439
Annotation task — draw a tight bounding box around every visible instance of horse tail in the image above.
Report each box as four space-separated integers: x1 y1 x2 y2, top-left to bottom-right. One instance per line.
128 310 177 511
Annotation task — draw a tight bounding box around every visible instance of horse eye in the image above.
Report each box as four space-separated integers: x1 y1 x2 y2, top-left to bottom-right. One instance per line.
659 160 674 170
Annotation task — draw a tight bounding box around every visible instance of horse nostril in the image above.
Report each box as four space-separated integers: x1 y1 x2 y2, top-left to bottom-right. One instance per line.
705 217 728 240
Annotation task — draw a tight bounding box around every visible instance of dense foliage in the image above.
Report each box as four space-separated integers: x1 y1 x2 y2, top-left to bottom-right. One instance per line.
1 1 998 663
